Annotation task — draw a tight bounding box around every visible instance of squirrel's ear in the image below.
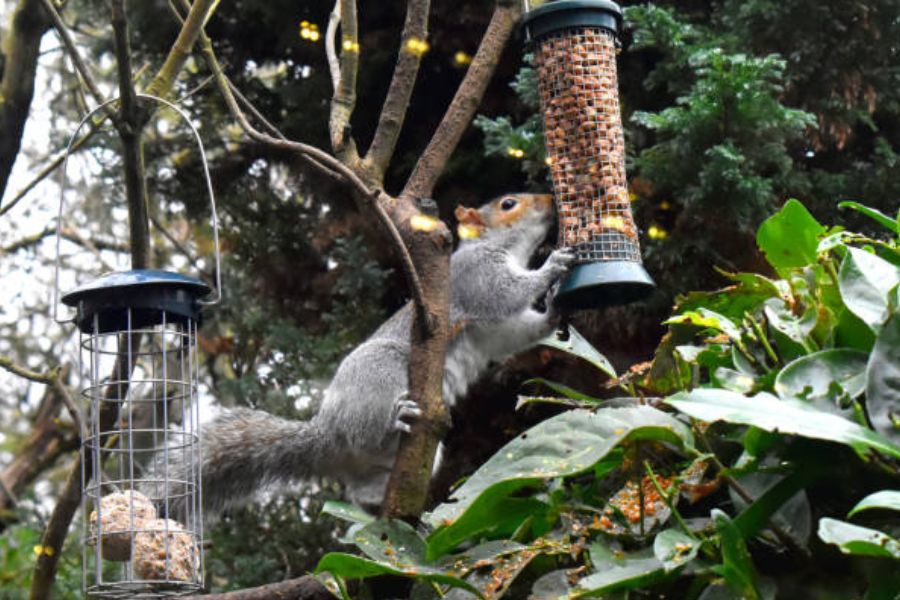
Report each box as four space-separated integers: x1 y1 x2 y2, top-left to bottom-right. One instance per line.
454 205 484 226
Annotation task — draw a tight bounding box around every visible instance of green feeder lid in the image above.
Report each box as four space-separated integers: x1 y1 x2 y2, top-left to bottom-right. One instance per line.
522 0 623 41
62 269 211 334
554 260 655 310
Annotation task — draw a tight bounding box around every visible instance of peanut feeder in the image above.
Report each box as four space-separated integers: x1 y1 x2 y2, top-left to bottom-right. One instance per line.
522 0 655 309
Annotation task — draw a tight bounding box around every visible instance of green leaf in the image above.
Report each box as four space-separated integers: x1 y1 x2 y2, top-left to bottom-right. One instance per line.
774 349 868 414
424 407 694 558
653 529 699 571
848 491 900 517
665 389 900 460
713 509 762 600
321 500 375 526
522 379 602 404
757 199 826 276
732 469 817 542
838 247 900 330
539 326 616 379
666 308 742 342
817 518 900 559
715 367 757 394
839 201 899 236
316 520 485 598
315 553 484 598
866 313 900 442
764 299 817 347
573 545 668 596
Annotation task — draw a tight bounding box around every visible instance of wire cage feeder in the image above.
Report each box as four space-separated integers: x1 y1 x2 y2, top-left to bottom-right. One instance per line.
522 0 655 310
53 95 221 598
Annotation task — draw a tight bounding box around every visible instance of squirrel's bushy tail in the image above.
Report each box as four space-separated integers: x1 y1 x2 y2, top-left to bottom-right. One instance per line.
147 408 326 518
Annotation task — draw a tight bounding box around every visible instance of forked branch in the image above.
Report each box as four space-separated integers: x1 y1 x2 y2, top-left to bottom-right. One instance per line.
404 0 522 198
363 0 431 184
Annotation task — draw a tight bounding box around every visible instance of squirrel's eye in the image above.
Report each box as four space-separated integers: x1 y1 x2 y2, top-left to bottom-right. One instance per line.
500 198 518 211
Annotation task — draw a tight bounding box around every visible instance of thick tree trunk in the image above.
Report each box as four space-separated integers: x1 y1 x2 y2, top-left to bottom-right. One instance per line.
0 0 50 202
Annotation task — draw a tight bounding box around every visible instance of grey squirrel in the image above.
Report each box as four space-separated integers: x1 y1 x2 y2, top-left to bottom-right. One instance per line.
159 194 574 514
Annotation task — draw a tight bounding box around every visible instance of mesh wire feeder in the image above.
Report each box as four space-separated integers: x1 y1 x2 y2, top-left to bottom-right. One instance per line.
54 95 221 598
523 0 654 309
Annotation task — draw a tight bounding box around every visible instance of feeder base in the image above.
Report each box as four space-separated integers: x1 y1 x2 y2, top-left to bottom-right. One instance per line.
554 260 655 310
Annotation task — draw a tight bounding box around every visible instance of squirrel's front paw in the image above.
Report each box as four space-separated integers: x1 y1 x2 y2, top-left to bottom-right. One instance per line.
391 392 422 434
546 248 577 276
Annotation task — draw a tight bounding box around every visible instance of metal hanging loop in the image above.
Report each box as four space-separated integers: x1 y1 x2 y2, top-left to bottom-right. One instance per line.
53 93 222 324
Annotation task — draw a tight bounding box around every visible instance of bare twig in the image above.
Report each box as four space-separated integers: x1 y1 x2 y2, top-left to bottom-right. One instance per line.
363 0 430 183
0 356 57 383
1 225 128 256
150 214 208 276
0 115 107 218
403 0 521 198
328 0 360 162
39 0 107 108
325 1 342 88
144 0 220 99
0 365 79 528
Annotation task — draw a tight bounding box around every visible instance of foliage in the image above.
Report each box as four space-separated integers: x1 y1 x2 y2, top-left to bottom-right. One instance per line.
316 199 900 598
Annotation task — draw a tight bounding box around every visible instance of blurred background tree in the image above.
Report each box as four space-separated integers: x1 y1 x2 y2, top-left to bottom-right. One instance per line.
0 0 897 594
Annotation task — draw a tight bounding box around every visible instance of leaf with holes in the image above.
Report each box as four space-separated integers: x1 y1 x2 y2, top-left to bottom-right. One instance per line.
424 407 693 559
818 518 900 559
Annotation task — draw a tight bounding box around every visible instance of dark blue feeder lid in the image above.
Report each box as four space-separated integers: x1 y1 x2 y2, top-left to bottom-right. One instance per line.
554 260 655 311
522 0 624 41
61 269 211 334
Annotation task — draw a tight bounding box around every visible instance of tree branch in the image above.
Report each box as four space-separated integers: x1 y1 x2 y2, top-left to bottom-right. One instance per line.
0 114 106 217
111 0 150 269
189 575 333 600
39 0 106 107
0 355 57 383
328 0 360 163
0 0 51 201
325 2 341 88
363 0 430 184
144 0 220 99
0 366 79 529
403 0 521 199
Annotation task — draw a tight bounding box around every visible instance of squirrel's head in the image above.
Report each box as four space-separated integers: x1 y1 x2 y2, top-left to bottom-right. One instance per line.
455 194 554 241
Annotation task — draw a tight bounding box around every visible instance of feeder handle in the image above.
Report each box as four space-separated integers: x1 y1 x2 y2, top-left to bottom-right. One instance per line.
53 93 222 324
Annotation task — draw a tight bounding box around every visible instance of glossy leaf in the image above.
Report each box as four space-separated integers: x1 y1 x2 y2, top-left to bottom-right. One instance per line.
866 313 900 442
732 470 815 544
665 389 900 459
321 500 375 526
713 509 762 600
315 553 483 598
666 308 742 342
838 201 899 236
522 378 602 404
316 520 484 597
573 545 667 596
847 490 900 517
838 247 900 330
756 199 826 276
653 529 699 571
817 518 900 559
539 326 616 379
774 349 868 414
424 407 694 558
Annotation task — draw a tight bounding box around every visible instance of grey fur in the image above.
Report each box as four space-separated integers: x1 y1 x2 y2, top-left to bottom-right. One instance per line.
155 196 573 516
